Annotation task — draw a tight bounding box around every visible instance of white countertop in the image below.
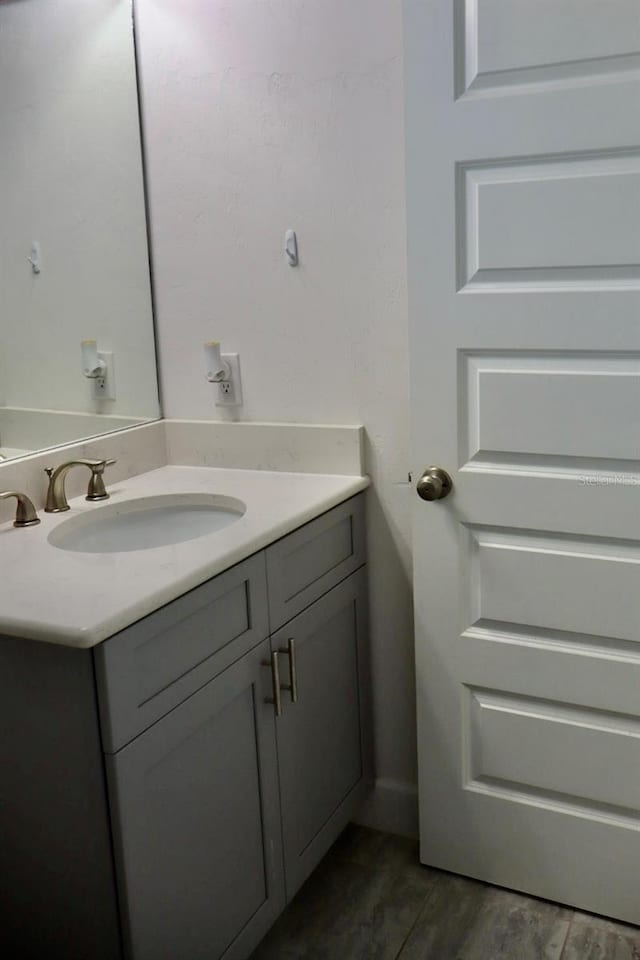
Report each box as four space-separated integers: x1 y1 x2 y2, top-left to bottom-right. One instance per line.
0 465 368 648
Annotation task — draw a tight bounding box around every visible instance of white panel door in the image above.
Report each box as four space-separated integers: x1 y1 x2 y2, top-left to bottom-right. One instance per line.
405 0 640 922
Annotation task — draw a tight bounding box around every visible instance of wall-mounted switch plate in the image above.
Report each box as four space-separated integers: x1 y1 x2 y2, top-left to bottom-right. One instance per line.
215 353 242 406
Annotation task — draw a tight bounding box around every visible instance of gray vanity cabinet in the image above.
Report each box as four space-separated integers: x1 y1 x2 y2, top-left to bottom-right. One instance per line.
106 638 285 960
271 569 369 899
0 493 368 960
98 493 369 959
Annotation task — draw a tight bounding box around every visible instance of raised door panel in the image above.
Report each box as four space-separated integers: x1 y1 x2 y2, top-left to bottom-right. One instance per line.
272 570 370 900
466 687 640 816
458 152 640 290
462 351 640 470
106 640 284 960
458 0 640 96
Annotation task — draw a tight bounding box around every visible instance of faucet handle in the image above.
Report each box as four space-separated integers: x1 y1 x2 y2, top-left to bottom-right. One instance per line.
86 459 117 501
0 491 41 528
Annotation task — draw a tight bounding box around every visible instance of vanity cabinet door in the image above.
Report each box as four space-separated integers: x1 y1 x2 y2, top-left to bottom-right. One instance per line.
271 569 370 900
106 639 285 960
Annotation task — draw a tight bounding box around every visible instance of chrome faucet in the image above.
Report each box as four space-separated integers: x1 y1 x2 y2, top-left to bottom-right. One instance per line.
44 458 116 513
0 491 41 527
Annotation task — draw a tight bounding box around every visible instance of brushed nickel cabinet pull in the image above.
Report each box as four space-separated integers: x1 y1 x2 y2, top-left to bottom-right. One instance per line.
262 651 282 716
278 638 298 704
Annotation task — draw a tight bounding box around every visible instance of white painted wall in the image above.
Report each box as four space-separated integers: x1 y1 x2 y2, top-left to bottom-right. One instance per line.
136 0 416 826
0 0 158 421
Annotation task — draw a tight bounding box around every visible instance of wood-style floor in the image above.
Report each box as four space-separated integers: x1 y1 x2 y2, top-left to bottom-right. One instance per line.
251 825 640 960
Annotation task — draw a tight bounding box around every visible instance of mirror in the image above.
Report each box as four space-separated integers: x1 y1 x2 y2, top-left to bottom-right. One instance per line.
0 0 160 462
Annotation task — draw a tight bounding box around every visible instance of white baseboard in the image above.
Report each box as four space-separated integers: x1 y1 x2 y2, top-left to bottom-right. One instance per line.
354 777 419 839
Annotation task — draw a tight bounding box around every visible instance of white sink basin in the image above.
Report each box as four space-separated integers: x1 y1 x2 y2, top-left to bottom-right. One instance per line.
48 494 246 553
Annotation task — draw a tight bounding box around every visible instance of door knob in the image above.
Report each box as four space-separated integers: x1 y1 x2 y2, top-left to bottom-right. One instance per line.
416 466 453 501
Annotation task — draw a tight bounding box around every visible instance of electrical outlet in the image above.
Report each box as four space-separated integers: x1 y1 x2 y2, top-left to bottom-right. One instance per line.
215 353 243 407
93 351 116 400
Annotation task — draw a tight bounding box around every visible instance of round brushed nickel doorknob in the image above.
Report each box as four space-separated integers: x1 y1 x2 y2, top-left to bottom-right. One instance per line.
416 466 453 501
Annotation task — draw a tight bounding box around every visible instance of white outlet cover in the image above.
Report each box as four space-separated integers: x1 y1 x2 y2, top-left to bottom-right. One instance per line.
93 351 116 401
215 353 242 407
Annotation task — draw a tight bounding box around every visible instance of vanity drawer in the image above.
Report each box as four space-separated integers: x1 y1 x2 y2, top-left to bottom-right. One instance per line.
95 553 269 753
266 494 366 631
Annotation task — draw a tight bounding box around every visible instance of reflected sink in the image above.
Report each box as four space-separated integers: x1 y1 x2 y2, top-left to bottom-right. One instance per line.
48 494 246 553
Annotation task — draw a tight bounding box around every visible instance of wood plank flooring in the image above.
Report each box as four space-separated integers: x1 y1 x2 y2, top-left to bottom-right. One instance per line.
251 825 640 960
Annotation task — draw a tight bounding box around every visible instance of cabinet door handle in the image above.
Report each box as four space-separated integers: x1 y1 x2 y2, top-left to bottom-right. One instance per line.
262 651 282 717
278 638 298 704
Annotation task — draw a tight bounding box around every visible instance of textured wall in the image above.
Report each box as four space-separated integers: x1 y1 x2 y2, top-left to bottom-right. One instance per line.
136 0 416 821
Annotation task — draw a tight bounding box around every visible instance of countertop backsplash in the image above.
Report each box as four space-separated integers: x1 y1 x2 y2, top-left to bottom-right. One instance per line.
0 419 365 512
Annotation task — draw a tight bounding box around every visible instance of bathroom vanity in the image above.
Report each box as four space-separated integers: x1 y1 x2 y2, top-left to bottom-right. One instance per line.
0 473 369 960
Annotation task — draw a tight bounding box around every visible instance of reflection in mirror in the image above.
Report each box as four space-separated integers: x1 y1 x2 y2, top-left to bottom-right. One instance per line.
0 0 159 463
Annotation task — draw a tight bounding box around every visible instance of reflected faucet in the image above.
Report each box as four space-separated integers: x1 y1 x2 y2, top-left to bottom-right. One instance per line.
44 459 116 513
0 491 40 527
